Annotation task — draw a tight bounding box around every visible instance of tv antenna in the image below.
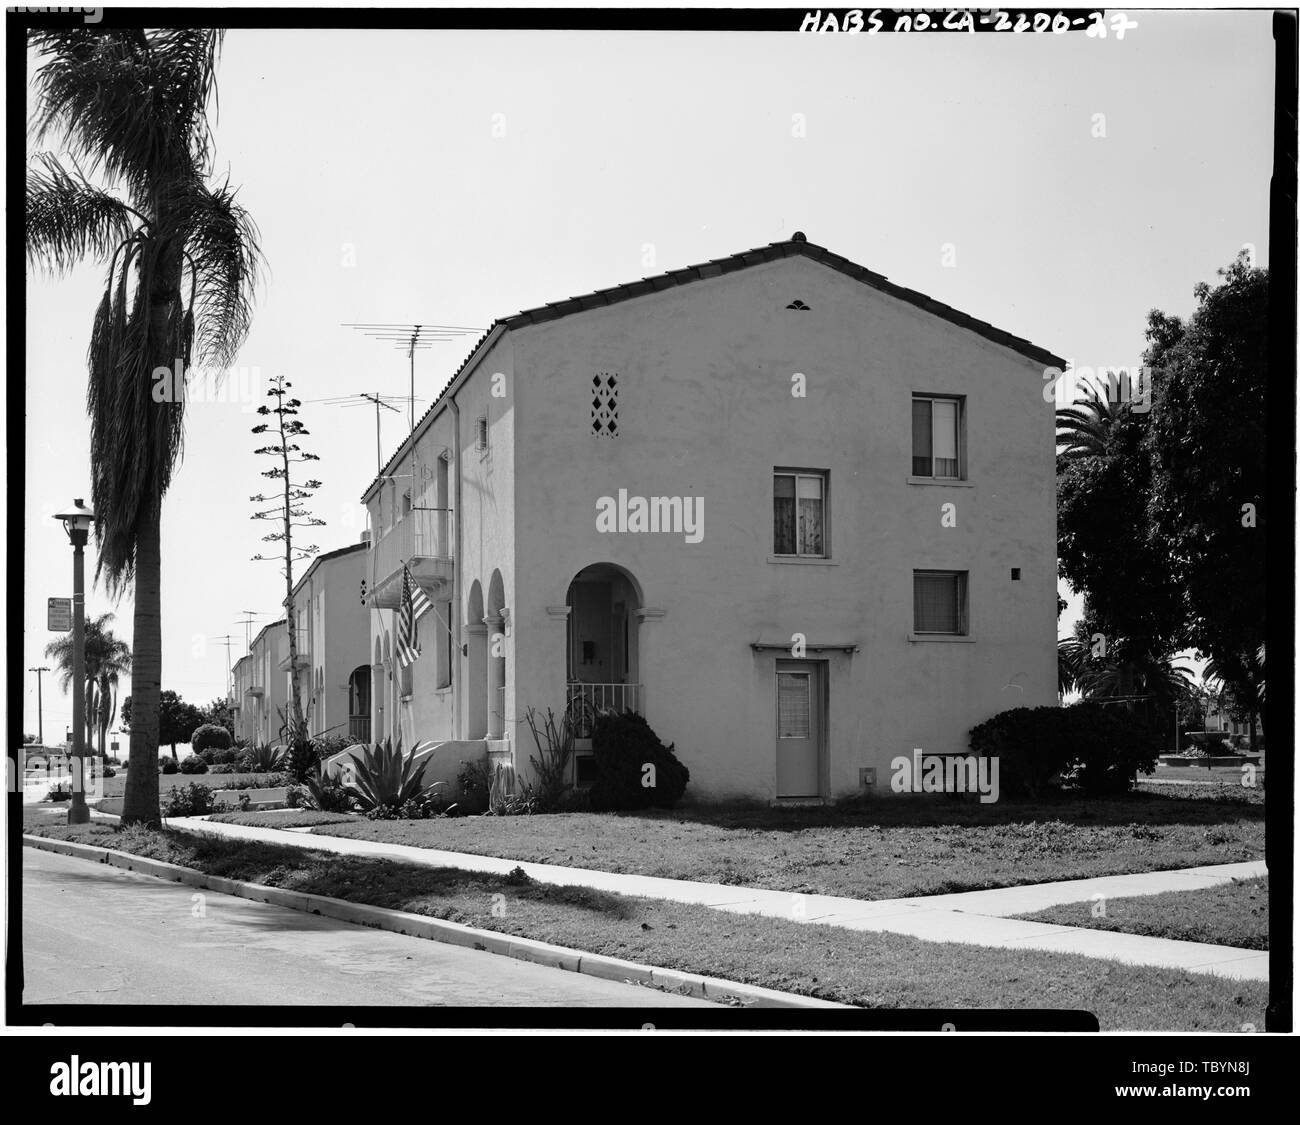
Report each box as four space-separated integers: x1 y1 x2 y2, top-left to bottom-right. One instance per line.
307 392 419 474
235 610 268 653
342 323 484 433
213 634 239 699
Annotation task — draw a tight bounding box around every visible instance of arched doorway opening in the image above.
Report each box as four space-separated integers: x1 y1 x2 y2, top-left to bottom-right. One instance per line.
348 666 371 743
565 562 643 720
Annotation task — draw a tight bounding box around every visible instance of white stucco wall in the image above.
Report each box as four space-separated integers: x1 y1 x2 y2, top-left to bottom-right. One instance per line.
505 255 1057 800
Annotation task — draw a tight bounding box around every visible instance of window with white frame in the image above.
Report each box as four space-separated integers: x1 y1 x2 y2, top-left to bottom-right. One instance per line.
913 570 969 635
773 470 827 557
911 395 963 478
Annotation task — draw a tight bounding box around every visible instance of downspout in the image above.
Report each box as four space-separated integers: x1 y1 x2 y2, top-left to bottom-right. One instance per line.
450 391 463 741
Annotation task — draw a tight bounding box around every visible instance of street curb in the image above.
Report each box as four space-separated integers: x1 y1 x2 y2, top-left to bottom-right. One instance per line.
22 834 850 1009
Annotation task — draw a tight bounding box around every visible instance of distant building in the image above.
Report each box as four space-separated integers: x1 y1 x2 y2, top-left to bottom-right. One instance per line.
231 619 287 746
285 540 372 742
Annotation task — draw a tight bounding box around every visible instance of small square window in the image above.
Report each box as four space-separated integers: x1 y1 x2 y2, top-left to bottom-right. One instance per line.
1011 568 1021 581
914 570 969 635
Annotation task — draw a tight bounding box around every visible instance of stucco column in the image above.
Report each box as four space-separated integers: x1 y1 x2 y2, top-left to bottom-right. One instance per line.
632 607 666 718
485 613 506 739
372 662 387 743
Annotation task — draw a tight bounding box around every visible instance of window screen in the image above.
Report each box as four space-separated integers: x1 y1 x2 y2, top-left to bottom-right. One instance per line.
914 571 967 634
777 672 811 738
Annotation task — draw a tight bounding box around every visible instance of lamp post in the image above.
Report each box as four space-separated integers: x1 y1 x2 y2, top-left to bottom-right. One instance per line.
54 499 96 825
28 666 50 745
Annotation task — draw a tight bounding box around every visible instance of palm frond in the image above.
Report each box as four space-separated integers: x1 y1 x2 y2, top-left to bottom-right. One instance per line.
26 154 139 275
29 29 222 195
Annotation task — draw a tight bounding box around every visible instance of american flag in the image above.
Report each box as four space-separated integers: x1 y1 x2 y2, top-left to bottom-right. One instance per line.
396 564 432 668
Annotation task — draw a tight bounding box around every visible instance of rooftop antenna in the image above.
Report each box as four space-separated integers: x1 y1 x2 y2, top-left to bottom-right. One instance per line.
342 321 484 433
235 610 268 653
308 392 417 474
213 634 239 699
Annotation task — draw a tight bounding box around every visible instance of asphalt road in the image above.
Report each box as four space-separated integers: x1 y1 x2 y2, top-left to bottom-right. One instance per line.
22 848 714 1009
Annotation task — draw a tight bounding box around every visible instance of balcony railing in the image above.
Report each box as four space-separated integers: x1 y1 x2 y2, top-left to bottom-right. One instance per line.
348 714 371 743
566 682 644 738
370 508 454 608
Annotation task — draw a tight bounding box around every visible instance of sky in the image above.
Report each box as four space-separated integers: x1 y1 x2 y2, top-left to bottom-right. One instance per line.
19 11 1275 740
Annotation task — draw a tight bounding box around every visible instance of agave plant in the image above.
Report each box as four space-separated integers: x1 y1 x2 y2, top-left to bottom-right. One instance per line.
243 742 284 773
341 733 441 814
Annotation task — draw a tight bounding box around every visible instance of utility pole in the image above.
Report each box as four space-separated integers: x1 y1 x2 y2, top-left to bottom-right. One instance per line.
28 666 50 745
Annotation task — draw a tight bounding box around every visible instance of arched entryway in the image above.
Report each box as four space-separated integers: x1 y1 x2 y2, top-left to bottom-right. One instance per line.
348 665 371 742
565 563 643 716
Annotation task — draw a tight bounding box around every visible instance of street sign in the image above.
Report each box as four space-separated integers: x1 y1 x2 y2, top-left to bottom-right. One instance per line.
47 597 72 631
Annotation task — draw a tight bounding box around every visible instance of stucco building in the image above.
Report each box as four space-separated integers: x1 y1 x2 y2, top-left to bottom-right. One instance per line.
287 540 372 741
361 233 1061 800
231 619 287 747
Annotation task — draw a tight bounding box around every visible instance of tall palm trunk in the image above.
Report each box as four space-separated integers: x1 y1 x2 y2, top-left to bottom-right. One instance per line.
120 498 162 825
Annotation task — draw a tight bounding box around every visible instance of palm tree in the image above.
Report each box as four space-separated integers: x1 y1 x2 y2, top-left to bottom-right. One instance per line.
1056 384 1127 464
45 612 132 754
1204 647 1264 750
27 29 261 824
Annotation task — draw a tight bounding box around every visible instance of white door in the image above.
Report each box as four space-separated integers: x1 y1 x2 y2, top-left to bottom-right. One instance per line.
776 661 822 798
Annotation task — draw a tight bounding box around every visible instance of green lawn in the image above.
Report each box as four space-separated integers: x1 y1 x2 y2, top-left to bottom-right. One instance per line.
93 771 281 799
1016 876 1268 950
22 818 1268 1031
205 788 1266 902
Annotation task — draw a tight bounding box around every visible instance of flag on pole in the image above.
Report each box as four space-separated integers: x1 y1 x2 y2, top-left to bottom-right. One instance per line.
396 565 432 668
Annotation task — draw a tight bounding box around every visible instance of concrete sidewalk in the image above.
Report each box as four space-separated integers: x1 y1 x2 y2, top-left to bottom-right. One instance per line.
169 816 1269 983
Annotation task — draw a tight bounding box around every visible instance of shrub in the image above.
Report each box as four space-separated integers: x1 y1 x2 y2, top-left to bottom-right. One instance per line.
162 782 218 817
179 754 209 774
240 743 286 773
364 795 447 820
311 734 353 763
555 787 592 813
159 757 179 775
455 758 491 815
302 764 353 813
968 703 1159 798
191 723 233 754
588 711 689 811
524 705 578 810
209 763 237 774
48 782 72 802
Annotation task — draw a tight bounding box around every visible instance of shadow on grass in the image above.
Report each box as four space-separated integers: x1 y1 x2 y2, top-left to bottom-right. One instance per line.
618 786 1265 834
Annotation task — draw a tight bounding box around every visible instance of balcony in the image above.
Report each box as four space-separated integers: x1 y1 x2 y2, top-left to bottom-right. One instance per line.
369 508 454 608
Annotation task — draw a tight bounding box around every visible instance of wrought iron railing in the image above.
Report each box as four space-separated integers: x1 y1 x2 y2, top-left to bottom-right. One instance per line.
566 682 643 738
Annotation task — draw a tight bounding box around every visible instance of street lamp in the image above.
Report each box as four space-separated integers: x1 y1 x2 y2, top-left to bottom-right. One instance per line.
54 498 96 825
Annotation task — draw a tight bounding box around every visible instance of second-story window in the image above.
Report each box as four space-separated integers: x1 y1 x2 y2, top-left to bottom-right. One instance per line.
773 470 827 557
912 395 963 478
